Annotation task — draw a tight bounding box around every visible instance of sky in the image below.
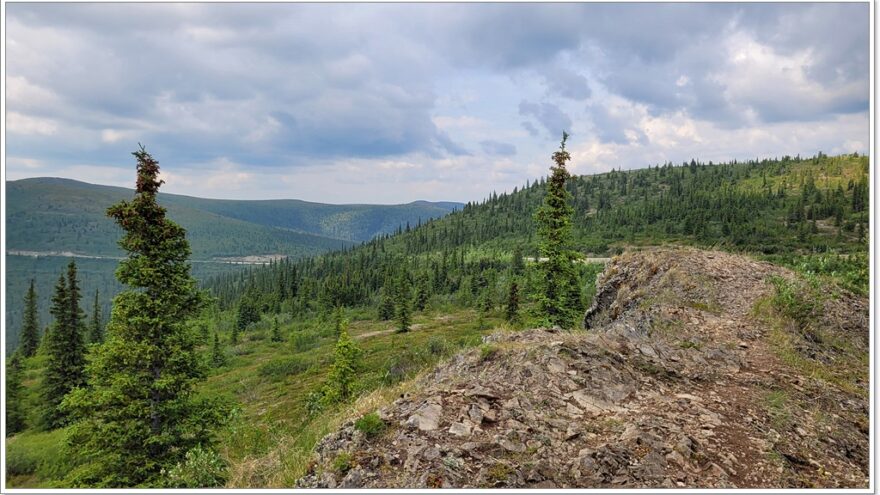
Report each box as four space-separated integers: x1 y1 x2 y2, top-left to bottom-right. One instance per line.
4 3 870 204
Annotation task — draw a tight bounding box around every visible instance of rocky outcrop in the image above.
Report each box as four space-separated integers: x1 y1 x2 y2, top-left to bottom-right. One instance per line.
297 248 869 489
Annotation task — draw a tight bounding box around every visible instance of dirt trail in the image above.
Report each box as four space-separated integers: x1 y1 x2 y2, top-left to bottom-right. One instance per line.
298 248 868 489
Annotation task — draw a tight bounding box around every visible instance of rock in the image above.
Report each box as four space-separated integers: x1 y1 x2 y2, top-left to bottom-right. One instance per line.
499 438 527 453
466 386 499 400
423 446 440 461
448 422 472 437
407 403 443 431
340 467 364 488
468 405 484 424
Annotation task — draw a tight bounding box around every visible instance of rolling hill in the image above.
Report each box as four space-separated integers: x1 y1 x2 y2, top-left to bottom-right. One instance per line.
4 177 462 351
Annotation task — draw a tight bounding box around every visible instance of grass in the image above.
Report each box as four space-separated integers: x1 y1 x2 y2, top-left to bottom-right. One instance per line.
753 276 868 397
204 307 501 487
764 389 791 430
354 413 386 438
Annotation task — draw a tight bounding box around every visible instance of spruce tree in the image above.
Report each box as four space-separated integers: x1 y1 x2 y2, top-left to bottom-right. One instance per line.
63 147 218 487
19 279 40 358
6 352 27 436
534 132 581 328
394 271 412 333
378 287 395 320
88 289 104 344
505 281 520 323
211 332 226 368
511 245 525 275
271 316 283 342
41 263 87 429
414 275 430 311
321 321 359 404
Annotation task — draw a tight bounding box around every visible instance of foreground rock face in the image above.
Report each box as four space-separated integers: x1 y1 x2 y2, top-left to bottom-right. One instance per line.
297 248 868 489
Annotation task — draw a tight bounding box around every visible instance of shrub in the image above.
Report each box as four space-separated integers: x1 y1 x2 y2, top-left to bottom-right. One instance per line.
257 357 310 380
769 276 821 328
427 336 449 356
332 452 352 474
381 350 428 386
354 412 386 438
162 445 228 488
6 446 38 476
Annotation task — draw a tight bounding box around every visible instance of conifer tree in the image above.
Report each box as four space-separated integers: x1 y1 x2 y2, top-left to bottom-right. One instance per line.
511 245 525 275
41 263 87 429
6 352 27 436
88 289 104 344
378 287 395 320
505 281 520 323
19 279 40 358
271 316 283 342
211 332 226 368
64 147 218 487
534 132 581 328
394 271 412 333
414 274 430 311
322 319 359 404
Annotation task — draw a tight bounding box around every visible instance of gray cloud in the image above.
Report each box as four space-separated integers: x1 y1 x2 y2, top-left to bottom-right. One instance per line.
519 101 573 139
5 3 869 201
480 140 517 157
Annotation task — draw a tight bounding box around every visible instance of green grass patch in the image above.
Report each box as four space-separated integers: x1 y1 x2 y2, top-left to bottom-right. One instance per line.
354 412 386 438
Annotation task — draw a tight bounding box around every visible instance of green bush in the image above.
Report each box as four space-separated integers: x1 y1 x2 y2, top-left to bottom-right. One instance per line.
427 336 449 356
5 429 79 483
769 276 821 328
292 331 322 352
257 357 310 380
162 445 228 488
332 452 352 474
381 350 428 386
6 445 38 476
354 412 386 438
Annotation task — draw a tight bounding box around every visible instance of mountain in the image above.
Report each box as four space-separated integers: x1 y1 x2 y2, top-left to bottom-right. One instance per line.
206 153 870 312
6 177 462 257
297 249 868 488
5 177 462 351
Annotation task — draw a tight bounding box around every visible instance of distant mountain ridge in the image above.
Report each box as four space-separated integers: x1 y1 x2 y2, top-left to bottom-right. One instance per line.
6 177 463 258
5 177 462 352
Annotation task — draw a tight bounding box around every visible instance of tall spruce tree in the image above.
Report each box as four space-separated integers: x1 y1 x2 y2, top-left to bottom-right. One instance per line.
394 270 412 333
6 352 27 436
63 147 218 487
88 289 104 344
505 281 520 323
41 263 87 429
19 279 40 357
271 316 283 342
534 132 581 328
414 275 430 311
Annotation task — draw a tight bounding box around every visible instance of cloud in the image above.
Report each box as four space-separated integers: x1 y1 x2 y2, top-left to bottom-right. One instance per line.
4 3 869 203
480 140 517 157
518 100 573 139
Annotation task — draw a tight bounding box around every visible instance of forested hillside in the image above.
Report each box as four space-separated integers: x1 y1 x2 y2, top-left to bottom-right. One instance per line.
206 153 869 315
5 178 460 352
